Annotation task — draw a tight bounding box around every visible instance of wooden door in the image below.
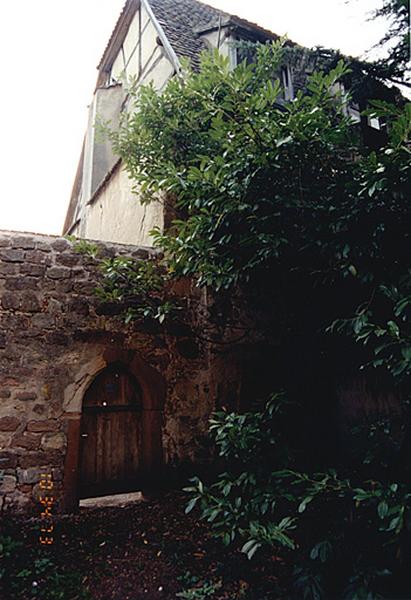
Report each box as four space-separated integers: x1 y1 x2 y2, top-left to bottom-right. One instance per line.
79 364 143 498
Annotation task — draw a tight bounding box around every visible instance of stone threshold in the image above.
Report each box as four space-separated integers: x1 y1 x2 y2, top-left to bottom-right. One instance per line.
79 491 143 508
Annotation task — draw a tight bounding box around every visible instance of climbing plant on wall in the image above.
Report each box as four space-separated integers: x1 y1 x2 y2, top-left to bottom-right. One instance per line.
110 42 410 373
106 42 411 597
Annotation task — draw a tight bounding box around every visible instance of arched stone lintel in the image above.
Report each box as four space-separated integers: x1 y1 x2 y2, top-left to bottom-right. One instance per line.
63 355 108 413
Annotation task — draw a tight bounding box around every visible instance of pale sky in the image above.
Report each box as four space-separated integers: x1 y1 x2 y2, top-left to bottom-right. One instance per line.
0 0 388 236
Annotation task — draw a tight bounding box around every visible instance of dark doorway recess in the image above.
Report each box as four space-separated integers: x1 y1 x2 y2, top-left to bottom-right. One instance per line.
79 363 143 499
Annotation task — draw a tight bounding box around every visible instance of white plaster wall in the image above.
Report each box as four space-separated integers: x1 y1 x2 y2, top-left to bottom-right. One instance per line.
74 4 175 245
83 164 163 246
111 52 126 81
111 5 175 90
122 9 141 72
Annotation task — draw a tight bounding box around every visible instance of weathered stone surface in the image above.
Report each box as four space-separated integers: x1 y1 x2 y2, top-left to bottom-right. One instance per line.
27 420 59 432
12 433 41 450
0 230 221 516
17 467 43 484
0 417 21 432
0 249 24 262
51 468 63 482
18 485 32 493
5 277 39 291
0 432 13 449
20 263 46 277
2 292 42 312
0 452 18 469
1 292 20 310
11 236 36 250
19 451 61 469
20 292 42 312
41 432 66 451
30 314 55 329
55 253 80 267
47 266 71 280
0 263 19 275
0 475 17 493
68 299 89 316
25 250 52 264
16 391 37 402
35 241 52 252
51 239 71 252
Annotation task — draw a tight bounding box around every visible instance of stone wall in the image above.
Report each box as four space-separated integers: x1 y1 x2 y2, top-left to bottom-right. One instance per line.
0 230 238 514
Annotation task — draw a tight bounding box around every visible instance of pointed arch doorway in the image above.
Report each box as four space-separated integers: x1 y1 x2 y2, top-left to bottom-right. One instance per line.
78 363 144 499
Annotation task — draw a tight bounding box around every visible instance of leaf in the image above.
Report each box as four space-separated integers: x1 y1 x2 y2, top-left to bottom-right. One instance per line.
298 496 314 513
378 501 389 519
241 539 262 560
276 135 293 147
310 541 332 563
387 320 400 338
185 497 199 514
368 182 377 197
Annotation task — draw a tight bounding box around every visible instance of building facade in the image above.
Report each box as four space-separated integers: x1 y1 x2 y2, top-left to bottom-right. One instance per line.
62 0 292 245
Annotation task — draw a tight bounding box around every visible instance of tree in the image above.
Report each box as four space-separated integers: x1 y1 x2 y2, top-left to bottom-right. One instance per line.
110 44 410 361
104 43 411 597
370 0 410 84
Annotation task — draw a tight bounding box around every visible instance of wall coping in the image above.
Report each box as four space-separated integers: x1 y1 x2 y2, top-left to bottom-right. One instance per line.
0 230 158 256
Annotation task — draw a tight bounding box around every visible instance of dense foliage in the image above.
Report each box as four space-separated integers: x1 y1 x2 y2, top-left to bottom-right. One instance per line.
369 0 410 84
0 534 89 599
107 43 411 597
111 43 410 372
186 393 411 598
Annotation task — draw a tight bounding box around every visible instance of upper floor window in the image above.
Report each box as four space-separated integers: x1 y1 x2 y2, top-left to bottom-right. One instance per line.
281 65 294 101
233 40 294 101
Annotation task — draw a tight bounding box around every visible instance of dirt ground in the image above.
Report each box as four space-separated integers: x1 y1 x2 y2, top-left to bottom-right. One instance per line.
0 492 288 600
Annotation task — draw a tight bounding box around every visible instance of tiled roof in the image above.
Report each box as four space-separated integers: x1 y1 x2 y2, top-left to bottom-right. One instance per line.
98 0 280 72
149 0 279 68
149 0 228 67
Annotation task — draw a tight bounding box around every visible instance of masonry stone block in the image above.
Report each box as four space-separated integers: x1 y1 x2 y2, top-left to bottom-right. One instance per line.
47 266 71 280
0 417 21 432
1 292 20 310
11 237 36 249
27 420 59 433
0 475 17 493
20 292 42 312
25 250 52 264
18 451 61 469
0 249 25 262
16 392 37 402
41 432 66 451
0 263 19 275
17 467 43 484
0 452 18 469
12 433 41 450
5 277 39 291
